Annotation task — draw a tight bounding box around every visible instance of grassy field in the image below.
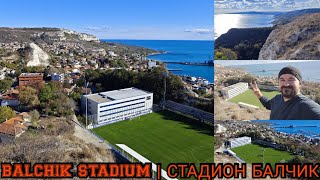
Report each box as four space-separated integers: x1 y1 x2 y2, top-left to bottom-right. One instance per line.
229 89 279 108
93 110 214 168
231 144 293 165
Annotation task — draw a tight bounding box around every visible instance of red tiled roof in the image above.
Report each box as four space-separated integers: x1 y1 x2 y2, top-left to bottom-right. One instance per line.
0 123 26 136
5 117 24 124
71 75 80 79
2 89 19 100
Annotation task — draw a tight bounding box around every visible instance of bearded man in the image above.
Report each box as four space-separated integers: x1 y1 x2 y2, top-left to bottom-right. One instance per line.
252 66 320 120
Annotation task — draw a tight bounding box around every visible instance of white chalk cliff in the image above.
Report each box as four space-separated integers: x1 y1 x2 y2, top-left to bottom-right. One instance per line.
27 42 50 67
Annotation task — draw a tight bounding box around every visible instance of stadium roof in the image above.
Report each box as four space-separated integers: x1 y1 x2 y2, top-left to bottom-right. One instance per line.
85 87 151 103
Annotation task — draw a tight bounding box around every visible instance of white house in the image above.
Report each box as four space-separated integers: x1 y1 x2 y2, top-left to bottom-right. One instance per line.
148 61 157 69
51 73 65 83
81 87 153 127
108 51 118 57
186 76 197 83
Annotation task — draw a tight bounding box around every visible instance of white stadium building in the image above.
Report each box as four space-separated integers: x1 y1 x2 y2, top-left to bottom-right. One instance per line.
81 87 153 127
220 82 248 100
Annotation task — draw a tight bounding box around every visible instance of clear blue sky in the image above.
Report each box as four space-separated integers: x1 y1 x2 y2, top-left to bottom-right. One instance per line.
0 0 213 40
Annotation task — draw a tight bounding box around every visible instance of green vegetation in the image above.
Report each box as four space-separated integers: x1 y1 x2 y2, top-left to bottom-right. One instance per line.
214 47 238 60
233 41 262 60
0 61 18 70
231 144 293 165
93 110 213 168
0 78 13 92
39 82 75 116
19 86 40 109
22 66 46 73
0 106 16 123
229 89 279 108
29 109 40 127
109 59 128 68
16 82 75 116
84 67 186 103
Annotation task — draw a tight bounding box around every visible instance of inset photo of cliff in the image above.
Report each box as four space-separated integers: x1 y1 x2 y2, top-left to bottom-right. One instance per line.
214 60 320 120
214 0 320 60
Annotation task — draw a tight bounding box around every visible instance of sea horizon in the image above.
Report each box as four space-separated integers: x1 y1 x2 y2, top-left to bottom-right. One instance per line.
214 12 275 39
215 60 320 82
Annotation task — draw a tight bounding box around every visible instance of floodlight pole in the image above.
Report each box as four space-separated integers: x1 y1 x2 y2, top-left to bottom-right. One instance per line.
84 71 88 129
163 71 167 109
262 148 266 166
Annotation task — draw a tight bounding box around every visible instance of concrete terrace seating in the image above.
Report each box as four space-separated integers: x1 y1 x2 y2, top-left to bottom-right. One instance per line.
221 82 249 100
226 136 252 148
165 100 213 125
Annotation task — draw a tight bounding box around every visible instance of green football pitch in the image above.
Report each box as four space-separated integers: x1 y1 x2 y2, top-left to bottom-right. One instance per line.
229 89 279 108
93 110 214 168
231 144 293 165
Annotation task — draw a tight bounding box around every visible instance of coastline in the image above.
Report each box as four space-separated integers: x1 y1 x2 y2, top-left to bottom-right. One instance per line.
216 60 320 83
253 120 320 138
147 51 167 56
110 40 214 82
215 60 319 66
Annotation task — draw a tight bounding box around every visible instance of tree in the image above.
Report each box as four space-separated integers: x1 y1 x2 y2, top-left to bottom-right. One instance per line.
214 48 238 60
39 82 75 116
0 106 16 123
39 82 60 103
30 109 40 127
19 86 40 109
0 78 13 93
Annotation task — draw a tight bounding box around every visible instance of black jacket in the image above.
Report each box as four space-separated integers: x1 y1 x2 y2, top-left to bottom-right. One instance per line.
259 94 320 120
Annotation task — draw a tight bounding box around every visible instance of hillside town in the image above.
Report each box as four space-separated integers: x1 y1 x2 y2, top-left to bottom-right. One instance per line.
0 28 213 144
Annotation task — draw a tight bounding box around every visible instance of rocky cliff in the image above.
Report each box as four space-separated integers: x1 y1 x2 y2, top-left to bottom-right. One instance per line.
0 27 99 43
26 43 50 66
259 13 320 60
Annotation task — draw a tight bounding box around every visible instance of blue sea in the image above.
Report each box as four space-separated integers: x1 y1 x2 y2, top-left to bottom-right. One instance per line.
215 60 320 82
214 12 279 39
102 40 214 82
253 120 320 137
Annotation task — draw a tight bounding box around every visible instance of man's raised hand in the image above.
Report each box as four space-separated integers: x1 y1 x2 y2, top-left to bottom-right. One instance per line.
251 81 263 98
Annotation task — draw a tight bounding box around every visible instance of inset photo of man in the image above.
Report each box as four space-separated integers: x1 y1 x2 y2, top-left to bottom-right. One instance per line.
252 66 320 120
214 60 320 120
